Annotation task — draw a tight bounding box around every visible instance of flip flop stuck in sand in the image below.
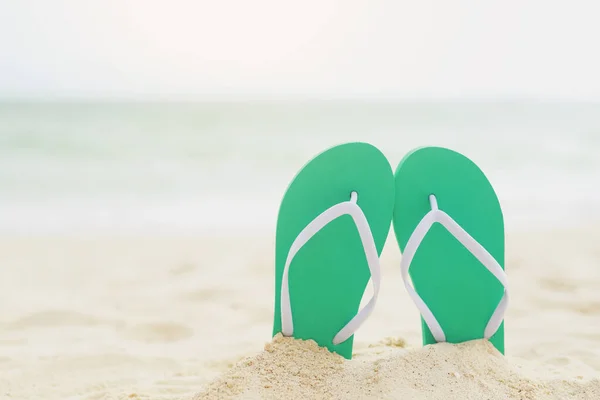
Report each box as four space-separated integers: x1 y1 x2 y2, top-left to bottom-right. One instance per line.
272 143 395 359
393 147 509 354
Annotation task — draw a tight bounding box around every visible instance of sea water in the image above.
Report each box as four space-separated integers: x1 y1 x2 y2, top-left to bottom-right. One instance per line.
0 101 598 234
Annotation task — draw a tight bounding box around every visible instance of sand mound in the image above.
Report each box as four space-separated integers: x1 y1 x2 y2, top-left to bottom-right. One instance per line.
194 334 600 400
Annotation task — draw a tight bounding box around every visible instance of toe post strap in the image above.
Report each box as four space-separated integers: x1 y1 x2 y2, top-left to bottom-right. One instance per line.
401 194 509 343
281 192 382 345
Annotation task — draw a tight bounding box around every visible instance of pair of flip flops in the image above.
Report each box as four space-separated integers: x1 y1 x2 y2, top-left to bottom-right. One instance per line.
272 144 509 360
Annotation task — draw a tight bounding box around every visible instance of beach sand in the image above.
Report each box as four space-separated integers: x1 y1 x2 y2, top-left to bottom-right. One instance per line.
1 226 599 399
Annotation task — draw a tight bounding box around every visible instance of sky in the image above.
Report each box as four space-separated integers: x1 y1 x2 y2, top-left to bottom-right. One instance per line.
1 0 600 99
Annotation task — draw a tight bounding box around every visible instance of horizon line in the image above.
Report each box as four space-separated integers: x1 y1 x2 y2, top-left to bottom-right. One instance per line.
1 95 600 104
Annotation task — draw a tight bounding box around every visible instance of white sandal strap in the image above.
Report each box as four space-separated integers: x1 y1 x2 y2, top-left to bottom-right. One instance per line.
281 192 381 345
400 194 509 343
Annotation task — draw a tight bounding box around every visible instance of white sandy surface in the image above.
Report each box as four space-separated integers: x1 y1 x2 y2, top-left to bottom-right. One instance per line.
1 226 599 399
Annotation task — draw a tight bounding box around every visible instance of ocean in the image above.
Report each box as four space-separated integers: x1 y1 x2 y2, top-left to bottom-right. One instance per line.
0 100 598 235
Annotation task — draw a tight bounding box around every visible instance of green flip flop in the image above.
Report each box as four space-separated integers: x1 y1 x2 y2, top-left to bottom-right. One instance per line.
272 142 395 359
393 146 509 354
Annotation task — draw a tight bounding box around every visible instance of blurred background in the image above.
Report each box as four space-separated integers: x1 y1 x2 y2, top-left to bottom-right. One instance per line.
2 2 600 398
1 0 599 235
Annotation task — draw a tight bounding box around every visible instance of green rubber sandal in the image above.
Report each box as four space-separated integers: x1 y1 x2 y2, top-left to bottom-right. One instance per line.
273 142 395 359
393 146 508 354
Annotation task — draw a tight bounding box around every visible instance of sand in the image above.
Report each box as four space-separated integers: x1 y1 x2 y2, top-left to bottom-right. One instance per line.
1 226 600 399
196 334 599 400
